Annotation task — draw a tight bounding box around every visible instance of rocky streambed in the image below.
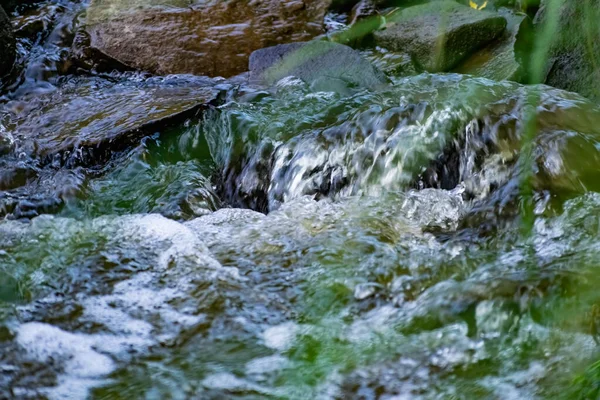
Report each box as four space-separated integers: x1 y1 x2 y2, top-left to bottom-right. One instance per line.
1 0 600 399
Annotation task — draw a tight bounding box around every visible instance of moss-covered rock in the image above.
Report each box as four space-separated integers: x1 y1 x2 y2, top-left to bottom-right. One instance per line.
531 0 600 101
373 1 507 71
453 9 529 81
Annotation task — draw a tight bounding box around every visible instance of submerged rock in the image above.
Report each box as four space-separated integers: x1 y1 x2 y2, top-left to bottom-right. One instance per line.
374 1 507 72
0 5 15 78
532 0 600 101
249 40 389 94
83 0 331 77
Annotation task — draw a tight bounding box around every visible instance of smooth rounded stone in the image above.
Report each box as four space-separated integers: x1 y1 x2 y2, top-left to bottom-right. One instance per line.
0 5 15 78
531 0 600 102
83 0 331 77
453 9 528 81
248 40 389 93
373 1 507 72
2 76 220 166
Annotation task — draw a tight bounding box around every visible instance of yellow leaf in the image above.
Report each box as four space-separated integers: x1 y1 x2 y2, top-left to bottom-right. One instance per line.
469 0 488 10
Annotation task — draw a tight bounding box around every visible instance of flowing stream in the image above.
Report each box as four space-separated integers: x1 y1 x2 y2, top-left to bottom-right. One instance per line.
2 2 600 400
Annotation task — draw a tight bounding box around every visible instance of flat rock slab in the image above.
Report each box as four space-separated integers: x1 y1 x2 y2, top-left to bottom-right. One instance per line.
249 40 389 93
2 75 220 166
84 0 331 77
374 1 506 72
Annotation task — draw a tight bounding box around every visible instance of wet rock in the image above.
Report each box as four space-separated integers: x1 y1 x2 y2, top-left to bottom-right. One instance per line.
362 47 419 77
329 9 384 47
249 40 389 94
531 0 600 101
373 1 507 72
69 28 136 74
3 1 84 97
350 0 378 24
0 5 15 78
0 167 86 219
0 1 38 13
83 0 331 77
12 3 65 41
330 0 362 11
453 9 529 81
2 75 220 166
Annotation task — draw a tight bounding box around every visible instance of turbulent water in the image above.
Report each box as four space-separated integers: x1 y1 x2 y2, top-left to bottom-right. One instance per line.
2 3 600 400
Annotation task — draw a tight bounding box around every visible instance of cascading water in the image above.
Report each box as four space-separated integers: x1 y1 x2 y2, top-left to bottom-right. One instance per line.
2 68 600 398
2 2 600 398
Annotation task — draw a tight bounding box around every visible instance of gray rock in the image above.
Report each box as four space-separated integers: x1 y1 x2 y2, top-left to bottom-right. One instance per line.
531 0 600 101
3 76 220 166
0 5 15 78
373 1 507 72
249 40 389 93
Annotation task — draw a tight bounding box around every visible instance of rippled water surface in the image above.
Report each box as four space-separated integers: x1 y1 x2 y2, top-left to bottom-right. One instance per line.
2 3 600 399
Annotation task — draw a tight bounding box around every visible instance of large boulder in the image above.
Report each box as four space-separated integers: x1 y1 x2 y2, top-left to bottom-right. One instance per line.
531 0 600 101
453 9 529 81
0 5 15 78
83 0 332 77
373 1 507 72
249 40 389 94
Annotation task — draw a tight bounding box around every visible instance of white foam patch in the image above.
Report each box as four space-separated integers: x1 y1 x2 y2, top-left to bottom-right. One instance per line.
186 208 266 248
262 322 299 351
110 214 221 271
201 372 272 395
401 188 466 231
245 355 289 376
17 322 115 400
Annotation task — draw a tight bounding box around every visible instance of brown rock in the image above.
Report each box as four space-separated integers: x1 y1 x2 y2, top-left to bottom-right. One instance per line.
84 0 332 77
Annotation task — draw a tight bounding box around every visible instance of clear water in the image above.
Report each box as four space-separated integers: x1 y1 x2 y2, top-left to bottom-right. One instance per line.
2 3 600 400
